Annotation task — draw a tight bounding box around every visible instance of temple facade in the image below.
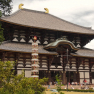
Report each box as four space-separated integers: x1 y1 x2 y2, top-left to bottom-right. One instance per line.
0 8 94 85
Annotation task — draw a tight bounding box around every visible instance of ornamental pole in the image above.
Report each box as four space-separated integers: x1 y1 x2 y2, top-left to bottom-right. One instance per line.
31 36 39 78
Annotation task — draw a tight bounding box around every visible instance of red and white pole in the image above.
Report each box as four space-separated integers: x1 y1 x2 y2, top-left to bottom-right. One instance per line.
31 36 39 78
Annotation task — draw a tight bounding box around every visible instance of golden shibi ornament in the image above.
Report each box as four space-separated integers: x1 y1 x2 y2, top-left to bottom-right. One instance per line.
18 4 24 9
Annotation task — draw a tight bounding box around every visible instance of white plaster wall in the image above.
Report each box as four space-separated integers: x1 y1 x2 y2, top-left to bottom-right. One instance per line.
18 61 23 67
26 64 31 67
42 65 47 68
86 79 89 83
25 70 31 77
85 72 89 78
79 64 83 70
80 72 84 78
65 64 69 68
50 65 55 68
91 65 94 70
80 79 84 83
72 65 76 69
17 70 22 75
57 66 62 68
85 66 89 69
92 79 94 84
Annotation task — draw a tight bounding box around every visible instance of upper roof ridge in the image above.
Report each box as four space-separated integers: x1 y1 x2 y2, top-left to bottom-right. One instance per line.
1 8 94 35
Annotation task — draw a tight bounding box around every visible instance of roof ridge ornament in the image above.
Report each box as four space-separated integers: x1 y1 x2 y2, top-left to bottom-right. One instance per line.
19 4 24 9
44 8 49 13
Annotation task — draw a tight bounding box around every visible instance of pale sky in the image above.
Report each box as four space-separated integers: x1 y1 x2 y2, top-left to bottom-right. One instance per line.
12 0 94 49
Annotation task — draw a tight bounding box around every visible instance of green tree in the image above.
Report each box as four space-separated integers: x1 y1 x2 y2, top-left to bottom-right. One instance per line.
0 0 12 44
0 11 2 17
0 0 12 16
0 24 4 44
0 9 4 43
55 74 64 94
0 60 48 94
56 74 62 92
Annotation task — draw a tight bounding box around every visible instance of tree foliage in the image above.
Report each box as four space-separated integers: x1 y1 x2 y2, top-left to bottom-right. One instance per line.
0 24 4 44
0 0 12 16
0 61 48 94
55 74 64 94
56 75 62 91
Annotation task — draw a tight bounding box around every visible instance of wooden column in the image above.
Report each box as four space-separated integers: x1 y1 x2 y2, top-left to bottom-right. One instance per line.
40 31 44 45
62 56 67 85
39 55 42 68
25 28 31 43
23 54 26 68
83 58 85 69
70 58 72 69
76 58 80 83
14 53 20 75
9 26 14 41
47 56 51 84
89 59 92 84
47 56 54 84
1 52 6 62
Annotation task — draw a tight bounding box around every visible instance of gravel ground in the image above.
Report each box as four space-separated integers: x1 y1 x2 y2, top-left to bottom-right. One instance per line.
45 91 94 94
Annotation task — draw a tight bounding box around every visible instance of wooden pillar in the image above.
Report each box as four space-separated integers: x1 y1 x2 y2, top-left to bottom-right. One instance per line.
47 55 54 84
63 71 67 85
47 56 51 84
48 33 50 44
25 28 31 43
89 59 92 84
70 58 72 69
10 26 14 41
76 58 80 83
23 54 26 68
40 31 44 45
39 55 42 68
83 58 85 69
62 56 67 85
14 53 20 75
1 52 6 62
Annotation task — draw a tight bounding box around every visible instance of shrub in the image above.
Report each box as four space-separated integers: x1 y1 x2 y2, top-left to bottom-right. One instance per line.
61 89 94 92
0 61 48 94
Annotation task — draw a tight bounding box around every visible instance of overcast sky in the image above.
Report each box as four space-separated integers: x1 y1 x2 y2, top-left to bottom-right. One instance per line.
12 0 94 49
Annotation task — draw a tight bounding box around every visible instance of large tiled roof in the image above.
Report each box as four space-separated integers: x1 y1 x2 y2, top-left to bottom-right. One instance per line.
0 41 57 55
71 48 94 58
1 9 94 35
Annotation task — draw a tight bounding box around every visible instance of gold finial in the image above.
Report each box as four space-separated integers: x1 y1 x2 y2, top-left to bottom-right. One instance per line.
44 8 49 13
19 4 24 9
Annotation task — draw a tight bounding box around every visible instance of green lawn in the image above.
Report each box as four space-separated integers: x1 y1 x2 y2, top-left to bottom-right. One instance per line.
45 91 94 94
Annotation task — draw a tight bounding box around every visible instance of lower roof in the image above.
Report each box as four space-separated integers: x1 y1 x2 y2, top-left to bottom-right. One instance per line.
0 41 57 55
71 48 94 58
0 41 94 58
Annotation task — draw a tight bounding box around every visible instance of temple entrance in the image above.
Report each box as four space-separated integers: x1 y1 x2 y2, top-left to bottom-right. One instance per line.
51 71 60 85
39 70 47 79
69 71 78 85
70 72 74 84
